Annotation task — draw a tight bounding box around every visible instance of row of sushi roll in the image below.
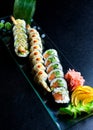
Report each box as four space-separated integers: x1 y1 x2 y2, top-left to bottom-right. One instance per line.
26 24 51 92
11 16 29 57
11 16 70 104
43 49 70 104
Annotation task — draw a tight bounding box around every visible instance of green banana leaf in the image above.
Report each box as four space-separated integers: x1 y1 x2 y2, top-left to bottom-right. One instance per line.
13 0 36 24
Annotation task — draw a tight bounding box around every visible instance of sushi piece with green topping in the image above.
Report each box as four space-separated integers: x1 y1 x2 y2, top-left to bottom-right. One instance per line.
43 49 58 59
48 69 64 82
50 78 67 90
11 16 29 57
46 62 63 74
44 55 60 67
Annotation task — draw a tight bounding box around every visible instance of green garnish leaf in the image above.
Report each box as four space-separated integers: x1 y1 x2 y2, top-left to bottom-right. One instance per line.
5 22 12 30
59 101 93 119
13 0 36 24
0 22 4 29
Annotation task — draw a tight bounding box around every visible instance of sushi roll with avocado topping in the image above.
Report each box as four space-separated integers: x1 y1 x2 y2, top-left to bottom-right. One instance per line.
48 69 64 82
13 25 26 35
11 17 29 57
46 62 63 74
52 87 70 103
43 49 58 59
15 45 29 57
50 78 67 90
14 33 27 41
15 19 26 26
44 55 60 67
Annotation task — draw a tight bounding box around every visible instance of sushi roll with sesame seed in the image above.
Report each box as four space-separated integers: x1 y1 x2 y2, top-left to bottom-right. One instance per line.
46 62 63 74
11 17 29 57
48 69 64 82
44 55 60 67
16 19 26 26
43 49 58 59
50 78 67 90
52 87 70 103
14 33 27 41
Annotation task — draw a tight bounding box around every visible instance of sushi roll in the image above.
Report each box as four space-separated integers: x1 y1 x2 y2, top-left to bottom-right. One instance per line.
50 78 67 90
14 33 27 41
32 62 46 74
48 69 64 82
43 49 58 59
30 37 43 48
14 38 28 48
29 31 41 41
26 24 40 40
27 24 51 92
31 56 44 66
15 19 26 26
11 17 29 57
30 44 43 53
34 70 48 81
44 55 60 67
43 48 71 103
29 50 43 59
52 87 70 103
13 27 26 37
46 62 63 74
27 24 43 52
34 70 51 92
15 45 29 57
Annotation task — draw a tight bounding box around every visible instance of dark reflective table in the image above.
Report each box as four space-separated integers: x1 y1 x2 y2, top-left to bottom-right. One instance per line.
0 0 93 129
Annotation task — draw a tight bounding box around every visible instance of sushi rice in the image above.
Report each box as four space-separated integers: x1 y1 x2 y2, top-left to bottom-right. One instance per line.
43 49 70 104
50 77 68 90
46 62 63 74
43 49 58 59
44 55 60 67
48 69 64 82
52 87 70 103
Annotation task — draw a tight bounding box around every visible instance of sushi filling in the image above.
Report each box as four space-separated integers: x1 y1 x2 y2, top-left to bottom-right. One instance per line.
50 78 67 90
48 69 64 82
52 87 70 103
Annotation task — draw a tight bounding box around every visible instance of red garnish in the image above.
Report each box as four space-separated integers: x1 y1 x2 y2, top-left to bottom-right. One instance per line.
65 69 85 92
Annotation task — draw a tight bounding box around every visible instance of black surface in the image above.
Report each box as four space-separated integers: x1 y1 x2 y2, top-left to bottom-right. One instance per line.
0 0 93 130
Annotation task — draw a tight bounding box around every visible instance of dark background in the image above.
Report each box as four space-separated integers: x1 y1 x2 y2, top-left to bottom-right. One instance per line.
0 0 93 130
